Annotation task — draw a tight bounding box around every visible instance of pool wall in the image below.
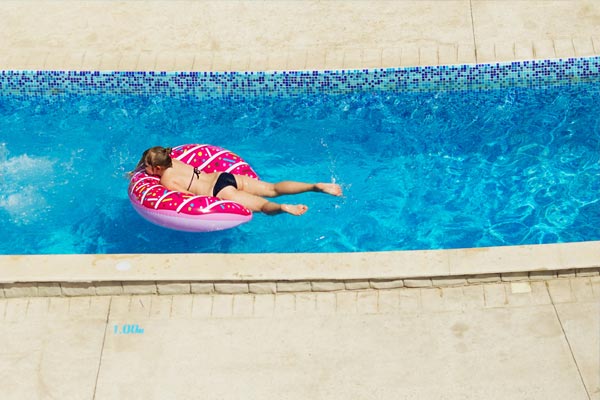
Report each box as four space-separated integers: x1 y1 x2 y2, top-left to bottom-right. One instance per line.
2 56 600 99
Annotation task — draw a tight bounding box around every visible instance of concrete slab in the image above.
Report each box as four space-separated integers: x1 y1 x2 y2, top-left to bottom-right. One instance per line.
0 0 476 71
471 0 600 61
93 293 588 399
555 301 600 399
1 281 595 399
2 0 597 72
0 297 109 400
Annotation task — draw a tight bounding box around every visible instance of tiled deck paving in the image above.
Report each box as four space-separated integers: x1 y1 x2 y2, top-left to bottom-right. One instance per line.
1 277 598 399
1 1 599 71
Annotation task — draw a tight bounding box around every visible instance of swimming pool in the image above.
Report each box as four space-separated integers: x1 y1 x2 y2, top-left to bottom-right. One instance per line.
1 58 599 254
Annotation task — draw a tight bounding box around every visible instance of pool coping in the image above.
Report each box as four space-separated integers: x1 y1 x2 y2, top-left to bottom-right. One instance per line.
1 241 598 297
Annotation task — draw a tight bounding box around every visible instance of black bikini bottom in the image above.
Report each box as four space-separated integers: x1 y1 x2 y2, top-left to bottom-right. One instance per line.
213 172 238 197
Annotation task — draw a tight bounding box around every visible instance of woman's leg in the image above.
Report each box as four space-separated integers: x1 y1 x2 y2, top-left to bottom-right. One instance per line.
235 175 342 198
217 185 308 216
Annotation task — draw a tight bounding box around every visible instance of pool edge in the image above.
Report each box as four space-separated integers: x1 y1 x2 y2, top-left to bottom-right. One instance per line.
1 241 598 297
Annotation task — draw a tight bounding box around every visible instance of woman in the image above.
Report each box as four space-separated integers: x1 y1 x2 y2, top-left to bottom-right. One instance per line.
133 146 342 216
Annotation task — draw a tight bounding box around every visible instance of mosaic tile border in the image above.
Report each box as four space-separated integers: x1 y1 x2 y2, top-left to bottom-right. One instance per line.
1 57 599 100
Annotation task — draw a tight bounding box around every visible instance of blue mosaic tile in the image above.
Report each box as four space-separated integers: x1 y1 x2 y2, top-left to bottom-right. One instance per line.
0 57 599 99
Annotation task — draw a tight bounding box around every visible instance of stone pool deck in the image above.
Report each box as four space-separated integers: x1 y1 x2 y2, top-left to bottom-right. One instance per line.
1 0 600 71
1 276 599 399
1 0 599 399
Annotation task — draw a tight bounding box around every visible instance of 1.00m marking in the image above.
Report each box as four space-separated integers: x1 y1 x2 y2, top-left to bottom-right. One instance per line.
113 324 144 335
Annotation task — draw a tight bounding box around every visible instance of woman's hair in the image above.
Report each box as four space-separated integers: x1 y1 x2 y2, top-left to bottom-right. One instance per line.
130 146 173 175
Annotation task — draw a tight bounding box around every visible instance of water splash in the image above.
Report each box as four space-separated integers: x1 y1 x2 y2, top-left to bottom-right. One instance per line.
0 145 54 225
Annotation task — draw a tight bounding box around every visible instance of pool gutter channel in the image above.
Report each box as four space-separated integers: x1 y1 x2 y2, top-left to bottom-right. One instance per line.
0 241 598 298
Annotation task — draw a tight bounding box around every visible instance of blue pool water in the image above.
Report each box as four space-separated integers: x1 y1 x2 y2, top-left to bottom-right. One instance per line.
1 81 599 254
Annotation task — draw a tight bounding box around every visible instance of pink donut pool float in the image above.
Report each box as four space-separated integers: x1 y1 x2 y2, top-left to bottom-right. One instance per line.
128 144 258 232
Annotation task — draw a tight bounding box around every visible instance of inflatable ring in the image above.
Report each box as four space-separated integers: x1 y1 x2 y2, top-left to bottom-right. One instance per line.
128 144 258 232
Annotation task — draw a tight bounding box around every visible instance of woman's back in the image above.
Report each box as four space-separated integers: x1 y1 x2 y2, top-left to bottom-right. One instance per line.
161 159 218 196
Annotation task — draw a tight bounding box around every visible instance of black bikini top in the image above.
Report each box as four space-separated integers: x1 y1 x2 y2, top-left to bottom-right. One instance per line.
187 167 201 191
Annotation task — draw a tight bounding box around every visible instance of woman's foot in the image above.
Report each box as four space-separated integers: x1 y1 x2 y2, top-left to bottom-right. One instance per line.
281 204 309 216
315 183 343 196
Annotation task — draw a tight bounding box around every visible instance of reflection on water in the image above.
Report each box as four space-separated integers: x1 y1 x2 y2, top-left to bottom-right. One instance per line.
0 83 599 254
